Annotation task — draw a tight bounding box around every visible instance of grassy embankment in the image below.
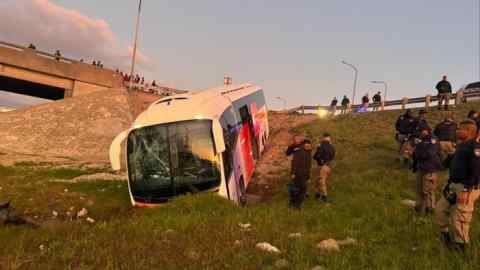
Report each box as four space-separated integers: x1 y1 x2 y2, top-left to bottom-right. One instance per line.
1 102 480 269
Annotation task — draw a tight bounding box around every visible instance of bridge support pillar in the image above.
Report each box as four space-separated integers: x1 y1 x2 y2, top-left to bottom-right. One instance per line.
64 88 73 98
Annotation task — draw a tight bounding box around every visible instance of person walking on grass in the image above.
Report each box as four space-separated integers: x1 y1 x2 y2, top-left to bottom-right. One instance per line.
286 134 305 157
412 127 442 216
433 111 457 164
313 133 336 202
288 140 313 209
395 109 417 163
341 95 350 114
435 120 480 252
435 75 452 111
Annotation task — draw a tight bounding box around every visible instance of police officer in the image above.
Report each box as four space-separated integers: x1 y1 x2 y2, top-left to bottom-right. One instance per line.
395 110 417 163
435 75 452 111
313 133 336 202
289 139 312 209
433 111 457 163
286 134 305 156
412 127 442 215
341 95 350 114
435 120 480 251
413 109 430 138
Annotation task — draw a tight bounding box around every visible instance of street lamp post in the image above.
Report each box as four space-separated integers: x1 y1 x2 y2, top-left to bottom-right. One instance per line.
341 60 358 105
129 0 143 92
276 96 287 111
370 81 388 101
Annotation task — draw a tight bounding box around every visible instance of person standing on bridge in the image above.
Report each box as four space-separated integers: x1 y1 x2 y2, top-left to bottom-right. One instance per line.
372 91 382 111
436 75 452 111
435 120 480 252
341 95 350 114
330 97 338 115
313 133 336 203
288 139 312 209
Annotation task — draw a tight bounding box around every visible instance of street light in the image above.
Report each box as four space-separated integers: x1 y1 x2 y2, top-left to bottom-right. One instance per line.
341 60 358 105
129 0 143 92
276 96 287 111
370 80 388 101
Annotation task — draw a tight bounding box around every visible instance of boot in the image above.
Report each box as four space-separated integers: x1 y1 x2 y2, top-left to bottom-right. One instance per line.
440 232 452 247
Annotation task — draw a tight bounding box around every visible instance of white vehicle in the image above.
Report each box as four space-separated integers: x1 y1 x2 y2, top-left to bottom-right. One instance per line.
110 83 269 207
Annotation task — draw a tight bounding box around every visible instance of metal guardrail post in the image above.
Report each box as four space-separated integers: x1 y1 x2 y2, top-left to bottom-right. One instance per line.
425 95 431 111
401 97 408 110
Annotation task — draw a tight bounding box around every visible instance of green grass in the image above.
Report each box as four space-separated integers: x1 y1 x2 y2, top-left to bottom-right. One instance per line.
1 103 480 269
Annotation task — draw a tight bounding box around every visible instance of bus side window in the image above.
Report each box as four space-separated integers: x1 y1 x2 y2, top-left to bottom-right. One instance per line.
220 121 233 179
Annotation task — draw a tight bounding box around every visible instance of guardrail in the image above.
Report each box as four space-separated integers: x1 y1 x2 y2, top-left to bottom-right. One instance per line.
288 89 480 114
125 82 188 96
0 40 84 65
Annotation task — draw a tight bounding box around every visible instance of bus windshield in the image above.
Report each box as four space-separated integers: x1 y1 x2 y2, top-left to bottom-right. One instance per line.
127 120 221 203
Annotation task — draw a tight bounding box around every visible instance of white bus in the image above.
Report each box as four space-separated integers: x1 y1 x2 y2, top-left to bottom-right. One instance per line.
110 83 269 207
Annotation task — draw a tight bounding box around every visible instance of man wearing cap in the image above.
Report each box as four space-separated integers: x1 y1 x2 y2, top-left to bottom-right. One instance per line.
414 109 430 138
434 111 457 163
435 75 452 111
289 139 313 209
313 133 336 202
435 120 480 252
412 127 442 215
395 110 417 163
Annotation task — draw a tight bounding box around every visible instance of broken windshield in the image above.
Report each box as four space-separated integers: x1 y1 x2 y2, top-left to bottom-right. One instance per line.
127 120 221 202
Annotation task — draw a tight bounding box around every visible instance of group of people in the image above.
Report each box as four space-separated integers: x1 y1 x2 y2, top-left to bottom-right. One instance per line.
330 92 383 115
330 95 351 115
286 133 336 208
395 108 480 252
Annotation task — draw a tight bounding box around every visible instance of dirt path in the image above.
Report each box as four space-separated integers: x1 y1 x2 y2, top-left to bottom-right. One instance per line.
247 112 317 201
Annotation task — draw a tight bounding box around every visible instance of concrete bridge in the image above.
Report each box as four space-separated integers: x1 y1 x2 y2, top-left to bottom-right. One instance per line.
0 41 122 100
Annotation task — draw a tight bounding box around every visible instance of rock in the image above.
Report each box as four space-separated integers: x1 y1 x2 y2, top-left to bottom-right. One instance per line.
316 239 340 252
311 266 326 270
275 259 289 268
64 188 69 193
77 208 88 218
238 223 251 230
337 237 357 246
52 211 58 217
164 229 175 234
86 217 95 223
234 240 241 245
39 244 45 251
288 232 302 239
401 199 416 208
256 242 281 254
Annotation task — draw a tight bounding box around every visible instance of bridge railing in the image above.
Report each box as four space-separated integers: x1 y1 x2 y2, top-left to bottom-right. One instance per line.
0 40 83 65
287 89 480 114
124 82 188 96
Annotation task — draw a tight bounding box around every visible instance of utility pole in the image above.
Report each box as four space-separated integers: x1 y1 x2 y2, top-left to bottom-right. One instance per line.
341 60 358 105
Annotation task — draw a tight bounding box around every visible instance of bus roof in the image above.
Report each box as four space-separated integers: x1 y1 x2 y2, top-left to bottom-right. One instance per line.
131 83 262 129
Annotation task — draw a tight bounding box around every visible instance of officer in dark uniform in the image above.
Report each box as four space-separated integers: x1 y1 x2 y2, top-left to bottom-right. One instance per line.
313 133 336 202
288 140 313 209
286 134 305 156
433 111 457 163
413 109 430 138
412 127 442 215
435 120 480 251
395 110 417 162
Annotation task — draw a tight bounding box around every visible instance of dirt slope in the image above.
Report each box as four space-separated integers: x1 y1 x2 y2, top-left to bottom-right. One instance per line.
248 112 318 199
0 89 137 166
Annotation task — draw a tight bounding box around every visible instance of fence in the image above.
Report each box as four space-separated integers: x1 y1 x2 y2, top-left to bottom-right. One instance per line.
125 82 188 96
287 89 480 114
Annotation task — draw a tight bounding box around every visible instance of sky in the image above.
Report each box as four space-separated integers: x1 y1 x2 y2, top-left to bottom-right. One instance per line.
0 0 478 109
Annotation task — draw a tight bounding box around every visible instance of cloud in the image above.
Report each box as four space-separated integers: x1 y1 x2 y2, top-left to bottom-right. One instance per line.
0 0 154 71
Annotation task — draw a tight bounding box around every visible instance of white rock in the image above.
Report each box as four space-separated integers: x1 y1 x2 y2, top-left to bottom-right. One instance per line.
275 259 289 268
52 211 58 217
77 208 88 218
164 229 175 234
288 233 302 239
311 266 326 270
337 237 357 246
238 223 251 229
256 242 281 254
401 199 416 208
316 239 340 252
86 217 95 223
234 240 241 245
64 189 69 193
39 244 45 251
